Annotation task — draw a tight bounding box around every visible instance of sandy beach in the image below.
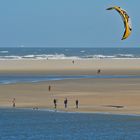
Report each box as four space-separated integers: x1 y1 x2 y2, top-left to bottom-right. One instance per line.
0 59 140 114
0 59 140 75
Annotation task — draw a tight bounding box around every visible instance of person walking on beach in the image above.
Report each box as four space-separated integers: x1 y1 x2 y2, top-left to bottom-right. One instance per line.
12 98 16 108
97 69 101 74
72 60 75 64
48 85 51 92
76 99 79 109
53 98 57 109
64 98 68 108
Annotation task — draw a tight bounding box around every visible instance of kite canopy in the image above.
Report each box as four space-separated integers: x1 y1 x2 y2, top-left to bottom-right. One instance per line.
107 6 132 40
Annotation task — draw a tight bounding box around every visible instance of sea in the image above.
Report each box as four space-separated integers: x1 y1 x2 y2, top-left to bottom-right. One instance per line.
0 108 140 140
0 47 140 59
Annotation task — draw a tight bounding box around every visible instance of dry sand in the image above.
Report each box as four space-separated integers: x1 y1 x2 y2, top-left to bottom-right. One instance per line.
0 59 140 75
0 59 140 114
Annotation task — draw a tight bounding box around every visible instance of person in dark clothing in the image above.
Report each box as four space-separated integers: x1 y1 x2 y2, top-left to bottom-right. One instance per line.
76 100 79 109
12 98 16 108
48 85 51 91
64 98 68 108
97 69 101 74
53 99 57 109
72 60 75 64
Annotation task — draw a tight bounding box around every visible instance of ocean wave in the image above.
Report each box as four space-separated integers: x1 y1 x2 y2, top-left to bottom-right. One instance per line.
0 51 8 53
115 54 134 58
0 53 138 60
0 54 80 60
80 50 85 53
83 55 115 59
0 55 22 59
22 55 36 58
82 54 137 59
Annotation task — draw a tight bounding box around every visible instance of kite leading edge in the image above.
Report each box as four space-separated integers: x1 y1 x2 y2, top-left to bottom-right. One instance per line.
107 6 132 40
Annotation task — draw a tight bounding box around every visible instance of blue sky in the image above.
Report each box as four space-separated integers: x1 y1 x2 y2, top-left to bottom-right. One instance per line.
0 0 139 48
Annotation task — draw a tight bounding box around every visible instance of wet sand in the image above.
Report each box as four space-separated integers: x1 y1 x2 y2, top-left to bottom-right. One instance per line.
0 59 140 114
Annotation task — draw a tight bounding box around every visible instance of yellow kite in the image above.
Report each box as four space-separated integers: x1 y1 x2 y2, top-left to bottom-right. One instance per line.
107 6 132 40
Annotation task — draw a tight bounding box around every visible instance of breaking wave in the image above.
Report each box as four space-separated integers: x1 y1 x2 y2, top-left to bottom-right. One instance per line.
0 51 8 53
0 54 80 60
0 53 138 60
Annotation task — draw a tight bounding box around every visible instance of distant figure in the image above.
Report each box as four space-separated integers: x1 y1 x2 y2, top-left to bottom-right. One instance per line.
76 100 79 109
72 60 75 64
97 69 101 74
53 99 57 109
64 98 68 108
33 107 38 110
12 98 16 108
48 85 51 91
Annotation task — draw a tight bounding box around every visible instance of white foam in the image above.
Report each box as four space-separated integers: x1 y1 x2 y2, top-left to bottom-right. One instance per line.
0 51 8 53
80 50 85 53
0 55 22 59
23 55 36 58
84 55 115 59
0 53 138 60
116 54 134 58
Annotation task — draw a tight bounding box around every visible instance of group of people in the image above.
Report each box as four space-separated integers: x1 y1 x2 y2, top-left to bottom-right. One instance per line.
49 85 79 109
12 97 79 110
53 98 79 109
